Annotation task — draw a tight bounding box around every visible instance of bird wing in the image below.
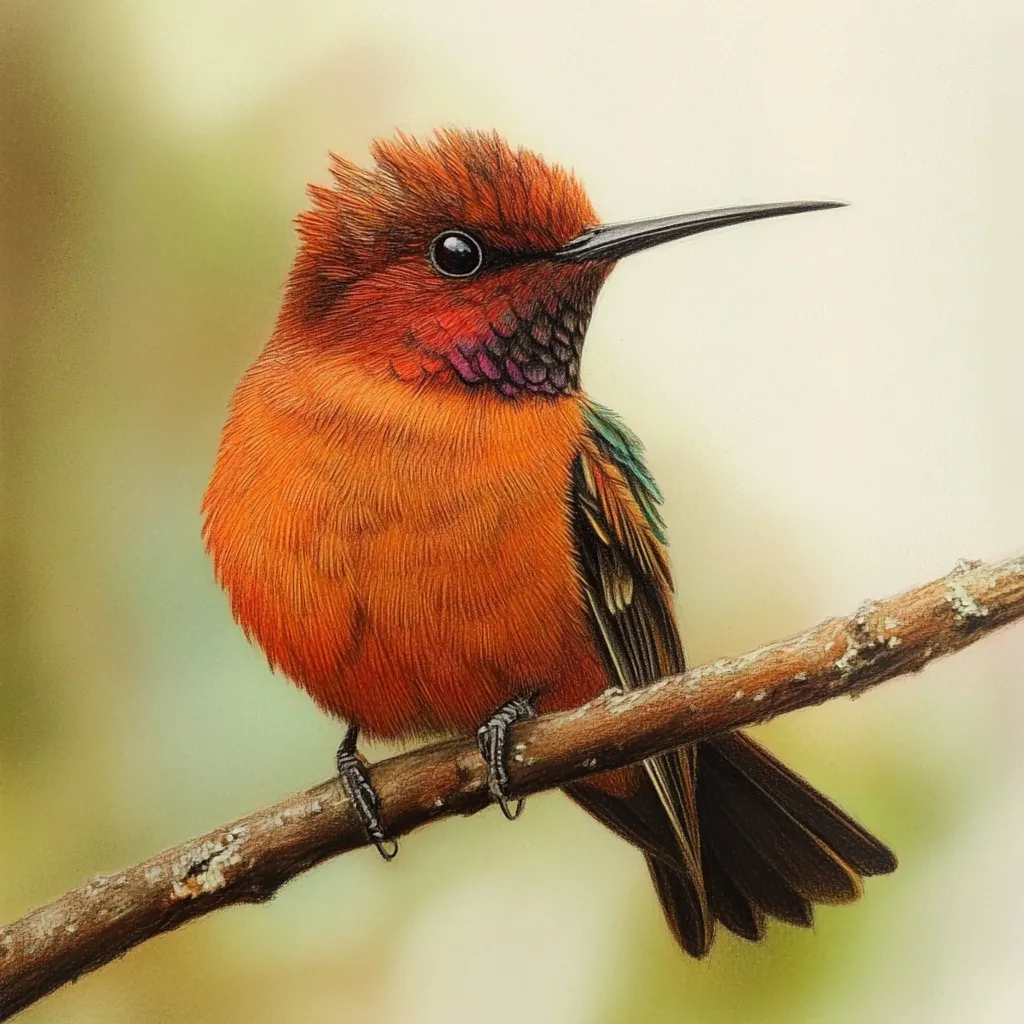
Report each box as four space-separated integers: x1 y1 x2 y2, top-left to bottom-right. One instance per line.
570 400 711 948
569 403 896 959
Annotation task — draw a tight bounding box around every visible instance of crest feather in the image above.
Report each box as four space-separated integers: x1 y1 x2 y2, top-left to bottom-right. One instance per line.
290 129 598 305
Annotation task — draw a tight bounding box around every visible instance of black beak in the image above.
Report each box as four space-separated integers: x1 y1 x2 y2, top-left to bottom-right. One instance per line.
551 200 846 263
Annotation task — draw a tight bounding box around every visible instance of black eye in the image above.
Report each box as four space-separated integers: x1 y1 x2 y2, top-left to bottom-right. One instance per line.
429 230 484 277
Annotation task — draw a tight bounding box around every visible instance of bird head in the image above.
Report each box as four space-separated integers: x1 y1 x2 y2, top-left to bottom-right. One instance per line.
277 129 840 399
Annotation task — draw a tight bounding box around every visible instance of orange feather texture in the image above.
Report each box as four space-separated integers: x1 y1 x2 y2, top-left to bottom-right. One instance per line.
203 129 617 738
204 131 898 955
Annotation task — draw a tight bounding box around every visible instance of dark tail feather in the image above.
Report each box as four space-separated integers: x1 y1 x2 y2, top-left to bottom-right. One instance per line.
699 740 864 905
709 732 898 876
702 846 765 942
566 773 714 958
645 855 714 957
699 790 816 927
566 731 896 957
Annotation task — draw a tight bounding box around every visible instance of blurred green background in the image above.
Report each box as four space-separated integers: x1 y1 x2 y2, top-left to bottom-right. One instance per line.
3 1 1023 1021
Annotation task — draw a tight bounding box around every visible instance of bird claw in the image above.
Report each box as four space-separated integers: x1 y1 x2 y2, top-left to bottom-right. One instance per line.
477 695 536 820
336 728 398 861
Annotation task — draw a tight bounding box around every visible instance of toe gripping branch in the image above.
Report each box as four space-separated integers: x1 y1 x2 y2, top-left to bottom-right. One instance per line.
336 725 398 861
477 695 537 820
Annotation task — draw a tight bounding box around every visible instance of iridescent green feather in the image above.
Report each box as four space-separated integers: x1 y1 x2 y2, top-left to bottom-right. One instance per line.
583 400 668 544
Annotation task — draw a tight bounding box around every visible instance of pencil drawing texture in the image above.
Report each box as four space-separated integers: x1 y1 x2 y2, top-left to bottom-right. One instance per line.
201 129 894 956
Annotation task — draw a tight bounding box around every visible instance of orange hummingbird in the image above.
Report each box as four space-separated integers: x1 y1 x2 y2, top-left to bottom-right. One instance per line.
202 129 896 956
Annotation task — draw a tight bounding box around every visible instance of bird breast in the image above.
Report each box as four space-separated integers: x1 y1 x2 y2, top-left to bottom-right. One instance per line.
202 351 609 739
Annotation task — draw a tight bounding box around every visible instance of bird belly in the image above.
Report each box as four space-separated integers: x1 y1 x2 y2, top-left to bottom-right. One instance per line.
204 378 610 741
337 468 611 739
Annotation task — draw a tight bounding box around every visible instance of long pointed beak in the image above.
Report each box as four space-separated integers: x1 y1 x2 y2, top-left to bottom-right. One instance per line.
551 200 846 263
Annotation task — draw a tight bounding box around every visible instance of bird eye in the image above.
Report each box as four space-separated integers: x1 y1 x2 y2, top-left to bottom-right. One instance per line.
429 231 484 278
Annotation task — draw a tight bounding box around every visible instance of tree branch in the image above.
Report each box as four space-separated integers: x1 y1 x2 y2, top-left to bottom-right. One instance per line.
3 554 1023 1019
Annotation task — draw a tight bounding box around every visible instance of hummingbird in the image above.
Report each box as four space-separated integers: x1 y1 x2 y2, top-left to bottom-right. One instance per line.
202 129 896 956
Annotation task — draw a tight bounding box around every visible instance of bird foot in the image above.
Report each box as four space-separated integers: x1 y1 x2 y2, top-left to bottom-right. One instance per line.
336 727 398 861
476 695 536 820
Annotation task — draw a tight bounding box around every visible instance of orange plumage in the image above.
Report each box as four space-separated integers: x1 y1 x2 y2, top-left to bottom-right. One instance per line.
203 364 609 737
203 131 610 737
203 129 896 956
